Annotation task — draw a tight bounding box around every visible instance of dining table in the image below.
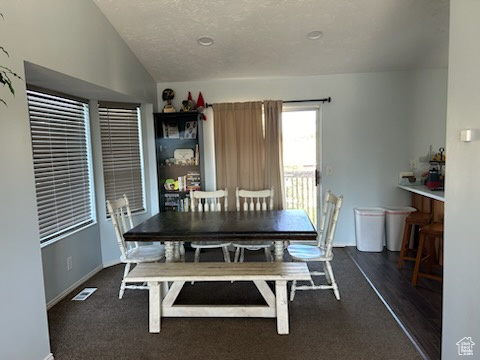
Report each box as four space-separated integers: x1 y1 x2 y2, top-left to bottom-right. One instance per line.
123 209 316 334
124 209 318 262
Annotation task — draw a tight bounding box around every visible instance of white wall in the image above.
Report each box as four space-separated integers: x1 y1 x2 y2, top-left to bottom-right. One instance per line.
443 1 480 358
158 70 447 246
0 1 157 359
409 69 448 177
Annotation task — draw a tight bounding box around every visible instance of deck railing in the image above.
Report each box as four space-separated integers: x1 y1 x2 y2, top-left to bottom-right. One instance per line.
284 170 317 226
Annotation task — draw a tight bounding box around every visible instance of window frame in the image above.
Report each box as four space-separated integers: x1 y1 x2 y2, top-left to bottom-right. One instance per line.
27 86 96 246
98 101 146 217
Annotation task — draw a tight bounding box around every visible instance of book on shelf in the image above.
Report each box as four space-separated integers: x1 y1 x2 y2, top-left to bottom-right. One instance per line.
163 192 179 207
186 170 201 191
163 194 190 212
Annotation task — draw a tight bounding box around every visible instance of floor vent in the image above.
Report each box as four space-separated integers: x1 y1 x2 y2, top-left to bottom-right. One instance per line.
72 288 97 301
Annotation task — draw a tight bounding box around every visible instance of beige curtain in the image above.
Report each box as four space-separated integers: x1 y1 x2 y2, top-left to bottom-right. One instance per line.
264 100 285 209
213 102 265 210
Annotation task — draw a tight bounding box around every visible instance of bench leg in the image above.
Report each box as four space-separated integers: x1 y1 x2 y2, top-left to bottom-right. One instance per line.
275 280 289 334
273 240 284 262
148 281 161 333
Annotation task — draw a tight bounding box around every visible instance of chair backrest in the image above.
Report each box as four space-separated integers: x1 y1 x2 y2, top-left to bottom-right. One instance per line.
235 187 274 212
106 194 135 258
190 189 228 212
317 190 343 257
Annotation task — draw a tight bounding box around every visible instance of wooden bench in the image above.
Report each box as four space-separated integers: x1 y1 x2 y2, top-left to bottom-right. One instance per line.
125 261 311 335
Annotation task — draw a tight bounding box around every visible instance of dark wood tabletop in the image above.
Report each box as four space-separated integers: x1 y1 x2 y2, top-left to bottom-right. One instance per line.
124 209 317 242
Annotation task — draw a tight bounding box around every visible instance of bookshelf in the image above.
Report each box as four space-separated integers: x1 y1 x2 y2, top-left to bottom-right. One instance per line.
153 112 203 211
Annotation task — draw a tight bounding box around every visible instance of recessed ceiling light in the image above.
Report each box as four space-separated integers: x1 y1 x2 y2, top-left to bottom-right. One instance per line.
307 31 323 40
198 36 214 46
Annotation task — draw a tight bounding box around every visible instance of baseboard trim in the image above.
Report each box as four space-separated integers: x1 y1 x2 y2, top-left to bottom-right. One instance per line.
46 265 104 309
102 259 121 268
43 353 54 360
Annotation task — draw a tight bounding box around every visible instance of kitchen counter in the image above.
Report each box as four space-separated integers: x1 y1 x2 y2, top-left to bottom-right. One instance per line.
398 184 445 202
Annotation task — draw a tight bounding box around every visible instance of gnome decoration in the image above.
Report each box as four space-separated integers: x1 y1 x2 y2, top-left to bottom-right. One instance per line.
181 91 196 112
187 91 195 110
196 91 207 120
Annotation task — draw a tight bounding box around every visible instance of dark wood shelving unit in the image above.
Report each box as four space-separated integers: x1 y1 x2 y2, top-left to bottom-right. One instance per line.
153 112 203 212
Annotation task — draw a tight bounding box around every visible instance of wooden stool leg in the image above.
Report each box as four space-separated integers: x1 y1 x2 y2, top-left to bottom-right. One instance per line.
426 237 436 274
397 222 412 269
412 232 426 286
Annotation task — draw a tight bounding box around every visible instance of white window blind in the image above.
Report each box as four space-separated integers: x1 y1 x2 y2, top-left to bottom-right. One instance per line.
27 89 94 244
99 103 145 214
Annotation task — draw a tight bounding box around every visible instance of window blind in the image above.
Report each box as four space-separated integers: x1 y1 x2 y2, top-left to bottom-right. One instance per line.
99 103 145 214
27 89 94 244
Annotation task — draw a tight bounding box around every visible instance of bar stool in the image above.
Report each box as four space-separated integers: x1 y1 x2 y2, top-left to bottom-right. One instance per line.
411 222 444 286
397 212 432 269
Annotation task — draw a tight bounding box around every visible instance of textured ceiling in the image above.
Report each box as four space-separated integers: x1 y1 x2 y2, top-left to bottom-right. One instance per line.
92 0 449 82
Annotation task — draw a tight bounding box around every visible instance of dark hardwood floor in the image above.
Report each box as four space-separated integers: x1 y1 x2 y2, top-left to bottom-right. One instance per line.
344 246 442 360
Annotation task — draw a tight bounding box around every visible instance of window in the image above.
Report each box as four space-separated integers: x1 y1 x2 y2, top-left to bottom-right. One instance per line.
27 88 94 244
99 102 145 214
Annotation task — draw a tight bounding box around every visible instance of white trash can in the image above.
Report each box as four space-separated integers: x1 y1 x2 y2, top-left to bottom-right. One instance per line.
354 208 386 252
384 207 417 251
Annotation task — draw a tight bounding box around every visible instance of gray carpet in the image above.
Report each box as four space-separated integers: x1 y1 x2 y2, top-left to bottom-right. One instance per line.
48 248 422 359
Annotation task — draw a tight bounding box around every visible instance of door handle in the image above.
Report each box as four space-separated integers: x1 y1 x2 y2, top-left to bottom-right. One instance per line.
315 169 320 186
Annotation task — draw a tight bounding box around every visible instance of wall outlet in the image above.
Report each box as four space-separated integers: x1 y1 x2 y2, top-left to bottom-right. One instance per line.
67 256 73 271
409 159 417 170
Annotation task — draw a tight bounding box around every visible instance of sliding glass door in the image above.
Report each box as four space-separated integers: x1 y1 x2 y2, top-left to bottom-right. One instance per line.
282 107 321 228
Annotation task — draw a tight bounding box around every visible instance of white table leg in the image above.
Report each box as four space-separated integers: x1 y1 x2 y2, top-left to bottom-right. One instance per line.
161 281 169 299
148 281 161 333
275 280 289 334
274 240 284 262
165 243 175 262
179 242 185 262
173 242 180 262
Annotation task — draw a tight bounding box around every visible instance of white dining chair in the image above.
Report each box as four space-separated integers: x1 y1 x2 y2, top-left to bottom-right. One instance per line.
106 194 165 299
189 189 231 262
287 190 343 301
232 187 275 262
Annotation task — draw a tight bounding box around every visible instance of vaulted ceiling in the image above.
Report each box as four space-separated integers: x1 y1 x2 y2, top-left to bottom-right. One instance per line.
93 0 449 82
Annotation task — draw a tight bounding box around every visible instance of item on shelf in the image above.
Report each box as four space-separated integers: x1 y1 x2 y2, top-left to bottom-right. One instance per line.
164 158 177 166
195 144 199 166
178 176 187 192
176 197 190 212
164 178 177 191
196 91 207 120
174 149 194 164
162 121 179 138
180 91 196 112
164 193 180 211
186 170 201 191
184 120 197 139
162 88 176 113
431 147 446 162
183 197 190 212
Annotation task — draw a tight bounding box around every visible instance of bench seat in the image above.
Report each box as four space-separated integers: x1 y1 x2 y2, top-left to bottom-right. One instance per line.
125 262 311 335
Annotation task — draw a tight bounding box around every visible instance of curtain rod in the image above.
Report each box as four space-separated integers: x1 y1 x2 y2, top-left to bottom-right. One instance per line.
206 97 331 108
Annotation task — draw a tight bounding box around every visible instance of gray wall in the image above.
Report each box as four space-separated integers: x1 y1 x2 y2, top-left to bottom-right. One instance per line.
158 70 447 247
0 1 157 359
443 1 480 358
409 69 449 176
